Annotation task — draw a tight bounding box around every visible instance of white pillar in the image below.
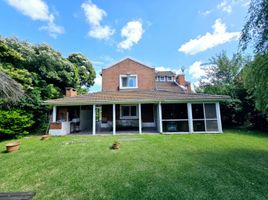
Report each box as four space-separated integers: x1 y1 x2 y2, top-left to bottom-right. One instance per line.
216 102 223 133
187 103 193 133
52 106 57 122
158 103 163 133
138 103 142 134
92 104 96 135
113 104 116 135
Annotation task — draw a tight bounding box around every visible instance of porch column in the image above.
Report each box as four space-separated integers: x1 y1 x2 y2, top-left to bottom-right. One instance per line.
216 102 223 133
138 103 142 134
187 103 193 133
52 106 57 122
92 104 96 135
113 104 116 135
158 103 163 133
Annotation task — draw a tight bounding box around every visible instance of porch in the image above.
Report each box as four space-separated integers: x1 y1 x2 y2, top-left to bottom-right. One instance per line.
49 102 222 135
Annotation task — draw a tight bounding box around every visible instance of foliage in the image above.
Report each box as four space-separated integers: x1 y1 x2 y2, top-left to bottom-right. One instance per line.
243 53 268 111
240 0 268 53
197 51 267 131
0 36 96 138
0 70 24 103
0 109 34 138
68 53 96 88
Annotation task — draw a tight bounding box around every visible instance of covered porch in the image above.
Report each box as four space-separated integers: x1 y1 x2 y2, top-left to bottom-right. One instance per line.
48 101 222 135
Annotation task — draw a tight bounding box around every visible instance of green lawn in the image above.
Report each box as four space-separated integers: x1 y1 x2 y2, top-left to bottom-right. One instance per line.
0 130 268 200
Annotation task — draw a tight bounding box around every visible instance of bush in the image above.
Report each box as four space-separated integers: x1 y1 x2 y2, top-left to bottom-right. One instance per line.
0 109 34 139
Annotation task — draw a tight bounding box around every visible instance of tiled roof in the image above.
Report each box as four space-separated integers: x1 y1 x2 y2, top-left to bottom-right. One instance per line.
156 82 185 93
44 90 229 105
155 71 175 76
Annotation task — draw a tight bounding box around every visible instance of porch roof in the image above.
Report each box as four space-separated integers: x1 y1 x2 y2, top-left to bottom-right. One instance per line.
44 90 229 106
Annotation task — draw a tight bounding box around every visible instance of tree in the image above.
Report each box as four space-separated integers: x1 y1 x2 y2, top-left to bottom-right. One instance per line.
240 0 268 53
197 52 251 127
0 71 24 102
68 53 96 88
243 54 268 111
198 51 248 95
0 36 96 137
0 41 24 102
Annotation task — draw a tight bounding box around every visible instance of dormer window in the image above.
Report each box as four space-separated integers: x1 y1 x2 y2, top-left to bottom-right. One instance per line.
167 76 173 81
159 76 165 81
120 75 138 89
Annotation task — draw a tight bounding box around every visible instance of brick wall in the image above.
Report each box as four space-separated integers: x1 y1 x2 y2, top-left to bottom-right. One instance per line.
102 58 156 91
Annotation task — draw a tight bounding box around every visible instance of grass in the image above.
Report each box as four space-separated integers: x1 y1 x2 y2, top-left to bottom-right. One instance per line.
0 130 268 200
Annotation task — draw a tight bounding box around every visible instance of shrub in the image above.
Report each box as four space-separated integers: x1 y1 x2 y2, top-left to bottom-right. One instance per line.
0 109 34 139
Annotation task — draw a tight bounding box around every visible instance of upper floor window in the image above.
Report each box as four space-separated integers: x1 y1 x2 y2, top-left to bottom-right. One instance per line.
167 76 173 81
159 76 165 81
120 75 138 89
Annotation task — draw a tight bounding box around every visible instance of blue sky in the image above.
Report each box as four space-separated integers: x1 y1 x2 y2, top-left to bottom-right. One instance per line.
0 0 250 91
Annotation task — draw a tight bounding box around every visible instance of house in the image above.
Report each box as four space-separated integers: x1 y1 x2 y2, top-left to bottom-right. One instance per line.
44 58 228 135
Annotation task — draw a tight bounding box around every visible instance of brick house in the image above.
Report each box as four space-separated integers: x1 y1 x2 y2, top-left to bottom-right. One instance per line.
45 58 228 135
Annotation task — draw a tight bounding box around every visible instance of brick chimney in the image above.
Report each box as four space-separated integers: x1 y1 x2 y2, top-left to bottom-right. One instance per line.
176 69 192 93
65 87 77 97
176 74 185 86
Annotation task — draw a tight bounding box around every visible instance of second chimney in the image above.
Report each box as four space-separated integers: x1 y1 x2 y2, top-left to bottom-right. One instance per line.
65 87 77 97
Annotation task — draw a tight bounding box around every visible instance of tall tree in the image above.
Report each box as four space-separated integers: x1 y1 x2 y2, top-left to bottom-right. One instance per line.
197 52 251 127
68 53 96 88
240 0 268 53
243 54 268 111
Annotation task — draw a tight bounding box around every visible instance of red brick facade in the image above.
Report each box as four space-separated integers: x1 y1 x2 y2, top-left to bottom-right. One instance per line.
102 58 155 91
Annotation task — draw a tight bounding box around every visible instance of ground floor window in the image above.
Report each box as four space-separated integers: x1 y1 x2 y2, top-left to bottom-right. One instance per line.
192 103 218 132
120 105 138 119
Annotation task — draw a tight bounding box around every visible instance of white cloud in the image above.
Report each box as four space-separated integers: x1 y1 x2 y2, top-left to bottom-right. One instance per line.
199 9 212 16
81 0 114 40
155 66 171 71
178 19 240 55
188 61 206 79
217 0 232 13
94 74 102 86
118 20 144 50
6 0 64 37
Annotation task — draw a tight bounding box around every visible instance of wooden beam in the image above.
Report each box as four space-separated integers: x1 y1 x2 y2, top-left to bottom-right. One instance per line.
216 102 223 133
113 104 116 135
52 106 57 122
158 103 163 133
92 104 96 135
187 103 193 133
138 103 142 134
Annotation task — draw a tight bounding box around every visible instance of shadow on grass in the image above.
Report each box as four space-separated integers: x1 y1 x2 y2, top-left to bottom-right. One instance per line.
224 128 268 138
102 148 268 200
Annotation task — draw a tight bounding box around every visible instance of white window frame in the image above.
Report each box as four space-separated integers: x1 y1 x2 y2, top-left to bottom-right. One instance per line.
159 76 165 82
167 76 173 82
192 103 218 133
120 105 138 119
119 75 138 89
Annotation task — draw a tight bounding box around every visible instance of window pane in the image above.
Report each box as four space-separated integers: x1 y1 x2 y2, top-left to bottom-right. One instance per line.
205 104 216 119
193 120 205 131
162 104 188 119
128 76 136 87
163 121 189 132
192 104 204 119
206 120 218 131
122 77 128 87
122 106 129 116
130 106 137 116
